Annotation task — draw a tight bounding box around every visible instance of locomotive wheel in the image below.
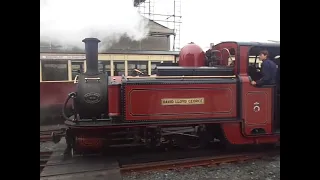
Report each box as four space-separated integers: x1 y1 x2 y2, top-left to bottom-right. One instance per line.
187 136 201 149
188 130 211 150
175 135 201 150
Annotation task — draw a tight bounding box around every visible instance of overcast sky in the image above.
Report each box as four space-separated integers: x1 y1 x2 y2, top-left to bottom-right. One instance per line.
41 0 280 50
150 0 280 49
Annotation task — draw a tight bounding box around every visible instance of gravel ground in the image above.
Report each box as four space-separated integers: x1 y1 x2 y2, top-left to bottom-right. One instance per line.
124 155 280 180
40 142 280 180
40 142 56 152
40 124 66 131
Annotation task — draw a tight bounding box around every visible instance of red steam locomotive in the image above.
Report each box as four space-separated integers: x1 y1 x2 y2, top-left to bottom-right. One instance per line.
62 38 280 156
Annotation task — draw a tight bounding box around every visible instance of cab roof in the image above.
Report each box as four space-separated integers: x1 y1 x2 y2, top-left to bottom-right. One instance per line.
223 41 280 48
219 41 280 58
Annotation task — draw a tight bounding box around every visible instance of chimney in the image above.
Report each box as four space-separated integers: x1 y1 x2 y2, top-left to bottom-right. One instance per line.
82 38 100 75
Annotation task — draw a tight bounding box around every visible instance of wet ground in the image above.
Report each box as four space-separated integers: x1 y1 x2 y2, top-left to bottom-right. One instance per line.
40 140 280 180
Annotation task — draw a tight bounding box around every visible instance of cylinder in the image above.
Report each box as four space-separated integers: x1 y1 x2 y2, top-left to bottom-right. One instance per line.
82 38 100 75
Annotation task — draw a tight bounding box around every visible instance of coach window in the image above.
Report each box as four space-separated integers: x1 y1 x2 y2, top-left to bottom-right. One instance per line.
98 61 111 76
248 57 255 66
71 61 84 80
41 60 68 81
114 61 125 76
98 61 103 73
128 61 148 76
151 61 161 75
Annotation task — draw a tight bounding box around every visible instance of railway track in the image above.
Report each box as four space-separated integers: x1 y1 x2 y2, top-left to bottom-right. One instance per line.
40 151 53 173
40 132 279 179
40 148 278 176
40 129 65 174
40 149 278 175
40 129 65 142
120 149 279 173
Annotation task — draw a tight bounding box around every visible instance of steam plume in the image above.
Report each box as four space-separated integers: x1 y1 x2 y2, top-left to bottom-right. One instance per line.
40 0 149 50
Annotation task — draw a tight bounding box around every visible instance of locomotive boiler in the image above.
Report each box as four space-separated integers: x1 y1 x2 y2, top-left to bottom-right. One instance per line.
62 38 280 156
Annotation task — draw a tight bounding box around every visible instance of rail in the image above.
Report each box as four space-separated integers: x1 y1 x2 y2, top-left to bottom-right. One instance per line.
120 150 279 173
40 145 278 178
40 151 53 174
40 129 65 143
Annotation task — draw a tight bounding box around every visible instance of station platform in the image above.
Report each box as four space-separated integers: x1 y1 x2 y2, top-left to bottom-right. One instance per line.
40 138 122 180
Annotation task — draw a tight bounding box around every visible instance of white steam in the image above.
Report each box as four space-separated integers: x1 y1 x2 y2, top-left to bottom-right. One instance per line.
40 0 149 50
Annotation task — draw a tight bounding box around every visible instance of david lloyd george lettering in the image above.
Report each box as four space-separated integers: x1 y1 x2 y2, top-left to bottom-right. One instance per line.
161 98 205 106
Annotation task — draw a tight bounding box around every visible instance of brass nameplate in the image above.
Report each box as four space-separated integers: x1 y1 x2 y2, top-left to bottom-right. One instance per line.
161 98 205 106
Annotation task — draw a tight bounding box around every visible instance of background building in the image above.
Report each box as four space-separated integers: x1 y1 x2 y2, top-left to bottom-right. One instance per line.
40 0 182 52
40 18 176 52
40 0 182 82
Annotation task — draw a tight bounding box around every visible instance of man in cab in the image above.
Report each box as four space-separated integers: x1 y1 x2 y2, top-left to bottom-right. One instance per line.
251 50 277 86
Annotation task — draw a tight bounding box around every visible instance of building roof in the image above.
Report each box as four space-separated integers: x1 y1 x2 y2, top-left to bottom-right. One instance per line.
103 50 179 55
40 50 180 56
143 16 174 36
134 0 146 6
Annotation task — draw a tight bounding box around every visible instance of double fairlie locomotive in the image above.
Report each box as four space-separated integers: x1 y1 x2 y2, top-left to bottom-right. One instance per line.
62 38 280 156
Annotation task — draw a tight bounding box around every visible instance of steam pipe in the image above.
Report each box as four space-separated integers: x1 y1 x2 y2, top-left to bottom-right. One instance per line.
82 38 100 75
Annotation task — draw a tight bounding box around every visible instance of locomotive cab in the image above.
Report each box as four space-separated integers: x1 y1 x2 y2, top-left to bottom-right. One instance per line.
247 45 280 133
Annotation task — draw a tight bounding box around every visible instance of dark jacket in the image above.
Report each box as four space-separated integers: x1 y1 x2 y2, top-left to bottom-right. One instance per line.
256 59 277 86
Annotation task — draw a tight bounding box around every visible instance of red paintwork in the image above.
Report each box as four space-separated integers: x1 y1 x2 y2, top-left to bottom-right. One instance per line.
108 84 121 116
213 42 238 74
75 137 104 151
179 42 205 67
123 83 236 121
40 81 76 125
222 123 279 145
40 81 75 106
240 76 273 135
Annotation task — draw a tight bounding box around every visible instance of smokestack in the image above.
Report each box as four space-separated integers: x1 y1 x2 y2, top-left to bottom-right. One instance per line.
82 38 100 75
